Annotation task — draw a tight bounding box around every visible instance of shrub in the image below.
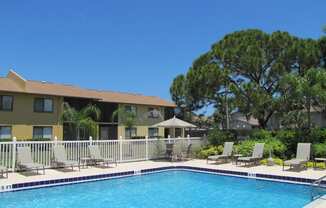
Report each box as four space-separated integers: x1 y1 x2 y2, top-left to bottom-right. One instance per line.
260 158 284 166
309 128 326 143
262 138 287 158
234 138 286 158
305 162 326 169
275 130 298 159
196 145 223 159
207 128 237 146
313 142 326 158
234 140 256 157
250 129 273 140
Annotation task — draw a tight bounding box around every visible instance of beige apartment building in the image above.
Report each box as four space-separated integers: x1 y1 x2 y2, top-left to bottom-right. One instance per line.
0 70 175 140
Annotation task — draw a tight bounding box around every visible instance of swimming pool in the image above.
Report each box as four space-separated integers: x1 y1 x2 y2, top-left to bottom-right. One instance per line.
0 170 311 208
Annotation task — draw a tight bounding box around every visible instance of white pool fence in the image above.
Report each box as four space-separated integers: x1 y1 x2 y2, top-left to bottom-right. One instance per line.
0 136 205 171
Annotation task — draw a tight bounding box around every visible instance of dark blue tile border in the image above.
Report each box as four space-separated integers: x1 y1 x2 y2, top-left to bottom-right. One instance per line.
9 166 318 192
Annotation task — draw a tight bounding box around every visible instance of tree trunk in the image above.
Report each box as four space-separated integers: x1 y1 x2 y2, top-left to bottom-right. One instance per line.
306 98 312 129
258 119 267 129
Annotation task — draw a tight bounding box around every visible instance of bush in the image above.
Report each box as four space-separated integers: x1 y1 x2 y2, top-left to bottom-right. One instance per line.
196 145 223 159
234 138 286 158
275 130 298 159
309 128 326 143
250 129 273 140
208 128 237 146
260 158 284 166
262 138 287 158
313 142 326 157
234 140 256 156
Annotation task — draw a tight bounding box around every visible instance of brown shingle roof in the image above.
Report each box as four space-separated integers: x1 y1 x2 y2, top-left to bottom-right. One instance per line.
0 71 176 107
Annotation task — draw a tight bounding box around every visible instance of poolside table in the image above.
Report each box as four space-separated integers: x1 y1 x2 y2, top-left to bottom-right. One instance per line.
233 154 243 165
80 157 92 168
314 158 326 169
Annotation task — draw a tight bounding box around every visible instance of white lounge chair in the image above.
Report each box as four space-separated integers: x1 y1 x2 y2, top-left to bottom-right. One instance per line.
207 142 234 164
283 143 311 171
237 143 265 166
16 147 45 174
0 165 8 178
88 145 117 167
53 146 80 171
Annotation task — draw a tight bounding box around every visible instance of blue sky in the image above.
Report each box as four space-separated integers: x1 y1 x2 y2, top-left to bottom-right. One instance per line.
0 0 325 103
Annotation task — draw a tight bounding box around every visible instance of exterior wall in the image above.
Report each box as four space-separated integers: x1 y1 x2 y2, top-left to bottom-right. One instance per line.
117 125 164 139
117 104 166 139
229 120 253 130
267 112 326 130
118 104 165 126
12 125 63 140
0 91 63 140
0 92 170 140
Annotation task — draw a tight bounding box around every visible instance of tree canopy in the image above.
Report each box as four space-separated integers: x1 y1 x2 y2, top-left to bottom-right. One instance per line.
171 29 325 129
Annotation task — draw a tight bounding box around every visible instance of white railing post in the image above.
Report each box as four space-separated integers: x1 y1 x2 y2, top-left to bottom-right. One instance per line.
119 136 123 162
187 134 191 145
89 136 93 146
168 135 171 144
145 135 149 160
54 136 58 145
12 137 17 172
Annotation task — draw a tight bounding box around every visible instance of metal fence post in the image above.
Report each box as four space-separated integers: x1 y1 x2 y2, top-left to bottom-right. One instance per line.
12 137 17 172
119 136 123 162
145 135 149 160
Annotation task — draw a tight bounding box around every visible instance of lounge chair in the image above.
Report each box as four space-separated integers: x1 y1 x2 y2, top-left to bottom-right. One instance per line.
88 145 117 167
0 165 8 178
237 143 265 166
207 142 234 164
52 146 80 171
283 143 311 171
16 147 45 174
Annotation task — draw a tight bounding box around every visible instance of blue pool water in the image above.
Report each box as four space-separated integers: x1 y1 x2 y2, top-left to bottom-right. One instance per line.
0 171 311 208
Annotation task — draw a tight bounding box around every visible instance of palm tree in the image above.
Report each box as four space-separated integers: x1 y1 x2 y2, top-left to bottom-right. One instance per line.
61 102 101 140
112 107 137 139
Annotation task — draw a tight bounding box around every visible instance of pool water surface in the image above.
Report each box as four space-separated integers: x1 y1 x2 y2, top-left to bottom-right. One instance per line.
0 170 311 208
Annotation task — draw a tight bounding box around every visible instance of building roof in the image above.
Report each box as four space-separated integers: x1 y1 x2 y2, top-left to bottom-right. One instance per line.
231 112 259 126
0 70 176 107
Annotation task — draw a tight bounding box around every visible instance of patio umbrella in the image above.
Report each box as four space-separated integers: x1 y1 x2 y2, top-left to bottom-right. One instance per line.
151 116 197 138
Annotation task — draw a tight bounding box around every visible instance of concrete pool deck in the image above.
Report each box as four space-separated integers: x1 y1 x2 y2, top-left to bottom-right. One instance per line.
0 159 326 207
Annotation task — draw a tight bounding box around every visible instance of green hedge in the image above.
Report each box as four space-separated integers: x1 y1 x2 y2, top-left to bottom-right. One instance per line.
197 128 326 160
234 138 286 158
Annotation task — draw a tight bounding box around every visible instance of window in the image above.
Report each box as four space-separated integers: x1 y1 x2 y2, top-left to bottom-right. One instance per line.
124 105 137 114
148 107 160 118
148 128 159 138
125 127 137 139
0 126 12 139
33 127 53 139
34 98 53 112
0 95 13 111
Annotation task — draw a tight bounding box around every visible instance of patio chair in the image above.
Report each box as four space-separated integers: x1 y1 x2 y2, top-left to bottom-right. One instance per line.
283 143 311 171
16 147 45 174
172 142 193 161
0 165 8 178
88 145 117 167
180 143 193 161
207 142 234 164
52 145 80 171
237 143 265 166
165 143 174 161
